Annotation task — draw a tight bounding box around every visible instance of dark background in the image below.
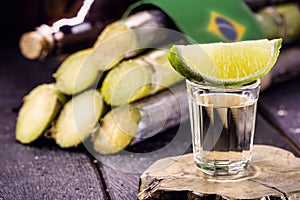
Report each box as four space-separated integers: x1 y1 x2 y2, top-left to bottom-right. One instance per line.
0 0 44 44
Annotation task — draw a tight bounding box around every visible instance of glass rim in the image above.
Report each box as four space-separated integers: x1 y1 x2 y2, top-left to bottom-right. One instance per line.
186 79 261 91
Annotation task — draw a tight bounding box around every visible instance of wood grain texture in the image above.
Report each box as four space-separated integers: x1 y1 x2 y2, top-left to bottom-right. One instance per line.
254 114 298 156
138 145 300 200
94 122 192 200
259 76 300 154
0 119 107 199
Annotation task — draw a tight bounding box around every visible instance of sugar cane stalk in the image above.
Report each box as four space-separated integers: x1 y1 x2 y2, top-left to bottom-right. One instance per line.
255 3 300 42
92 83 188 154
51 89 104 148
85 8 184 71
92 104 142 154
101 49 184 106
53 48 102 95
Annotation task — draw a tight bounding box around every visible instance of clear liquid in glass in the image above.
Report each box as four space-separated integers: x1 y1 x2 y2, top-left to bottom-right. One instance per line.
189 93 257 176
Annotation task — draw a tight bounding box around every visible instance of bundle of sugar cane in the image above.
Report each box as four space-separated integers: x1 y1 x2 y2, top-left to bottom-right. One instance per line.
54 46 185 106
16 47 184 147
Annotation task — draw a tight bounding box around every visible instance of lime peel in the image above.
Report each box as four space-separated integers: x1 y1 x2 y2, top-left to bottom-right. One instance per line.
168 39 282 86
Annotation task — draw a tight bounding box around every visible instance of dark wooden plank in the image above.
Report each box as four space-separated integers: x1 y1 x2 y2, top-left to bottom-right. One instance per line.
0 114 107 199
95 122 192 200
0 45 107 199
0 44 58 101
96 112 298 200
254 114 298 156
259 77 300 155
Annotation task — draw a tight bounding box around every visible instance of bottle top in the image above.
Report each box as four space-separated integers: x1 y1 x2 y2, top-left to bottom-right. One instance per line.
19 25 54 60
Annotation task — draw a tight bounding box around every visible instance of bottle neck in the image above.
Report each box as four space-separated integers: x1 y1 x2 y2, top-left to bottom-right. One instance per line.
20 0 138 60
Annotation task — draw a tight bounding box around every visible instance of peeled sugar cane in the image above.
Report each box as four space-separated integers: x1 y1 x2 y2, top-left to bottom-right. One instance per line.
101 49 184 106
51 89 104 148
92 104 142 154
16 84 66 144
54 49 101 95
92 83 188 154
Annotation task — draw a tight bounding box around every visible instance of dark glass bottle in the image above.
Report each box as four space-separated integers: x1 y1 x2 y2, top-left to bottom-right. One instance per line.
19 0 136 60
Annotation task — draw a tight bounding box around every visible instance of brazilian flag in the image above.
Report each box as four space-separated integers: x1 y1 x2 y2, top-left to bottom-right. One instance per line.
127 0 265 43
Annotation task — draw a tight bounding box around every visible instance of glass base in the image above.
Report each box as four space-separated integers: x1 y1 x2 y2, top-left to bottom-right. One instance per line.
194 157 250 176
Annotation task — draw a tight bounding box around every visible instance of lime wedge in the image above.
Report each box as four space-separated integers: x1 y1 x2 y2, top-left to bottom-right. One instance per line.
167 39 282 85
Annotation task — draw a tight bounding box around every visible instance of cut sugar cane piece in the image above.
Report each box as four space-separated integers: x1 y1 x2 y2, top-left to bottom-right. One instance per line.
16 84 66 144
101 49 184 106
52 89 104 148
93 21 137 49
86 9 181 71
101 59 152 106
92 104 141 154
54 49 101 95
88 21 139 71
92 83 189 154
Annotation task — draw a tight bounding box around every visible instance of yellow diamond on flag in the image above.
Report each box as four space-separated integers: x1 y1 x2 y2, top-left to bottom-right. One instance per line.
207 11 245 42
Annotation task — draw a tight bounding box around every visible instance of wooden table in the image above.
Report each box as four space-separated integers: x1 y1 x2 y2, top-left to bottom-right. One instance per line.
0 42 299 200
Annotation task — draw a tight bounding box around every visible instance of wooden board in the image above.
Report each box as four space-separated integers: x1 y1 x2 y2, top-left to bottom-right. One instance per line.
138 145 300 200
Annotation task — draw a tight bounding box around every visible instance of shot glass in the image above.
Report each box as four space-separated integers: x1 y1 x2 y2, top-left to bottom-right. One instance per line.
186 79 261 176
